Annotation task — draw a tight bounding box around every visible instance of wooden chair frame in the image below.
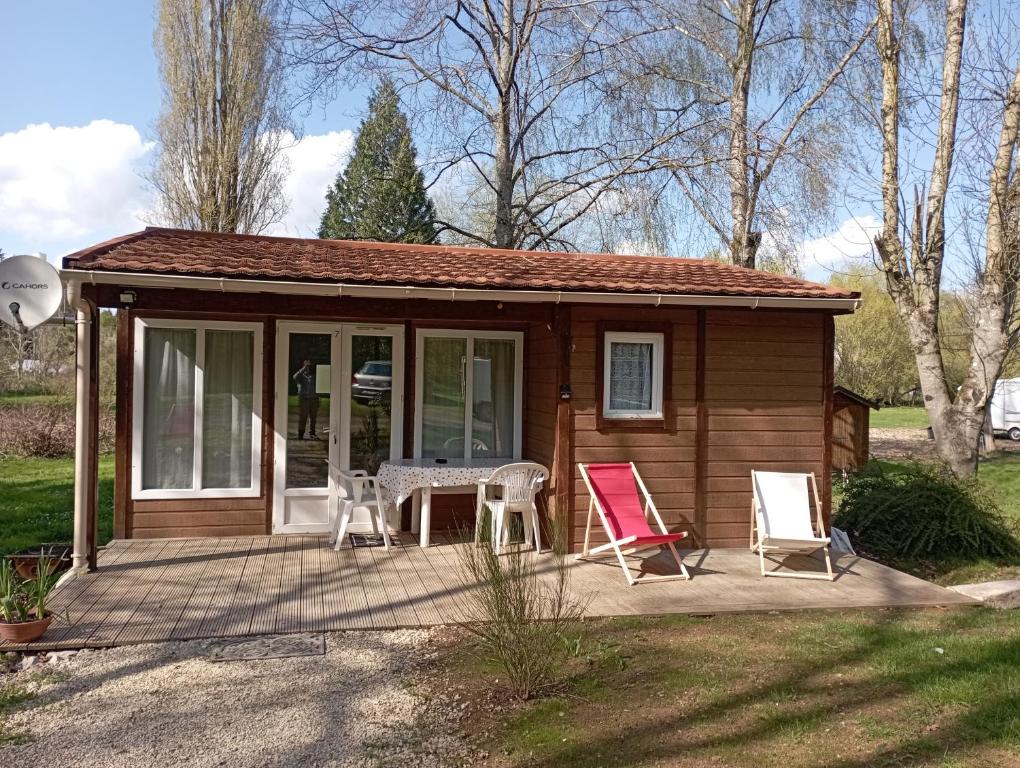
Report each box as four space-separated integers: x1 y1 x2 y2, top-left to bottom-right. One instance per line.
750 470 834 581
577 462 690 586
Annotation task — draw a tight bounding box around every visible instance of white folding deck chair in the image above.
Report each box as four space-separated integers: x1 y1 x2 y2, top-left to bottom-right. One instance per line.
577 462 690 586
750 470 835 580
475 462 549 554
325 460 391 551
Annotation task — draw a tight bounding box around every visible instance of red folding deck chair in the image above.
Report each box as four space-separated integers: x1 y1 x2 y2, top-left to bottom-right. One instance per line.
577 462 690 585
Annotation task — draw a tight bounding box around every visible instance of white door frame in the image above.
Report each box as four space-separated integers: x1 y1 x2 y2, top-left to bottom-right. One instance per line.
272 321 404 534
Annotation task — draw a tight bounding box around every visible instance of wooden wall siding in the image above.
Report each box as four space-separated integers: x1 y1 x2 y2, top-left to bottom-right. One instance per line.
110 288 833 548
568 306 830 551
702 311 826 547
117 293 551 540
120 316 274 541
525 321 557 478
129 498 268 538
832 395 869 472
569 306 699 548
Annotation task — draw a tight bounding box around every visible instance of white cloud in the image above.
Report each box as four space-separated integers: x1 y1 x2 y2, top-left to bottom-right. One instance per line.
269 130 354 238
799 215 882 276
0 121 353 260
0 120 154 245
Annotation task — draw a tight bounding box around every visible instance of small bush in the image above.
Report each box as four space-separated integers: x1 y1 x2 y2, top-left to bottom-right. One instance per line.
835 461 1020 562
457 513 589 700
0 402 115 459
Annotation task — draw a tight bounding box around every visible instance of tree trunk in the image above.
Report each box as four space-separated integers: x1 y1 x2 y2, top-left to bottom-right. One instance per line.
491 0 516 250
728 0 757 269
492 113 515 249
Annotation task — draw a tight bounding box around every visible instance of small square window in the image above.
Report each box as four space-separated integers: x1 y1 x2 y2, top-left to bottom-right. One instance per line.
603 332 664 419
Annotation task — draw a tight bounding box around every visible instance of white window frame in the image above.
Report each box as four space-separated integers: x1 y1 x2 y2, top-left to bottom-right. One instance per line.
413 329 524 461
603 331 665 419
132 318 263 500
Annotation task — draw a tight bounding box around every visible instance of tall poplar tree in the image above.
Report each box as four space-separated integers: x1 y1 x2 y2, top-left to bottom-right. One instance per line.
319 81 437 243
152 0 290 234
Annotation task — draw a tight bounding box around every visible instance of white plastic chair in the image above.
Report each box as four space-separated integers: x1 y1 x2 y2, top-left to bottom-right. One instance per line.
475 462 549 553
750 470 835 580
325 460 391 551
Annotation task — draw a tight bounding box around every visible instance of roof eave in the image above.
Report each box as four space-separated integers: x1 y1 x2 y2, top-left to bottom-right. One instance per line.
60 268 861 312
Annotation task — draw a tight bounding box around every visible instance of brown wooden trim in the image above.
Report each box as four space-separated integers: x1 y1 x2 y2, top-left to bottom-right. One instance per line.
594 319 674 432
132 497 266 512
694 309 707 548
261 318 276 534
402 320 415 460
822 314 835 524
114 307 131 540
93 287 553 324
552 304 572 551
86 301 101 570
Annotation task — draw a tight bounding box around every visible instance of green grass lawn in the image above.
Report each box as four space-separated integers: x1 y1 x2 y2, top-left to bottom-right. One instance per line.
871 406 929 429
0 456 114 555
978 453 1020 521
440 609 1020 768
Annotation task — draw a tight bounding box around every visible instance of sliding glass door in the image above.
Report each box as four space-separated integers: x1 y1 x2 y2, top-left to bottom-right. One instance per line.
273 322 404 534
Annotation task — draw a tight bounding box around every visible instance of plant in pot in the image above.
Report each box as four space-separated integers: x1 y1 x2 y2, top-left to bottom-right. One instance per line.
0 554 60 644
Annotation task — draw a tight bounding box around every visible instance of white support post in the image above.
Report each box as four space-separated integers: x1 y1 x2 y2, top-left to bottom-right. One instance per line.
70 285 92 574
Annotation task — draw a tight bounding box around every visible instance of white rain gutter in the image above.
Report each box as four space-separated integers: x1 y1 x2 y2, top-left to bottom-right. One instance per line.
60 268 861 311
65 276 91 577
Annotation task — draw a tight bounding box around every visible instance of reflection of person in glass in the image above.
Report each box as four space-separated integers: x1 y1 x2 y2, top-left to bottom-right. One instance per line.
293 359 320 440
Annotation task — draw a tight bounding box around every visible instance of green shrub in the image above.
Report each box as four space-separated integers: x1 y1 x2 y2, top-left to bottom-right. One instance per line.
457 514 589 700
835 461 1020 562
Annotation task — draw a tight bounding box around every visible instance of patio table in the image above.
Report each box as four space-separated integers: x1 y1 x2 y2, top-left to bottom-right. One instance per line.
377 459 505 548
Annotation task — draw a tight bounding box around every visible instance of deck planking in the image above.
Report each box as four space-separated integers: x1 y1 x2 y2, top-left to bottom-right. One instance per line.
2 535 979 652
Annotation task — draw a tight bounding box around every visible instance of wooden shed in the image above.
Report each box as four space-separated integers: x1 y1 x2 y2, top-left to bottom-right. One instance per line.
832 386 878 473
58 228 860 570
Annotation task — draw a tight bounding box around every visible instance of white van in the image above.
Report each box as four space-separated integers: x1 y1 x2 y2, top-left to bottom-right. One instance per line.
990 378 1020 441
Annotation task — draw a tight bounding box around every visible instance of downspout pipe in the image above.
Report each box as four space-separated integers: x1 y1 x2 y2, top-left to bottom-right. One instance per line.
66 277 92 575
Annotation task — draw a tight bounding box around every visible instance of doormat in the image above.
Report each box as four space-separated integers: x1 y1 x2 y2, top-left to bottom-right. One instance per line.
205 633 325 662
350 533 396 548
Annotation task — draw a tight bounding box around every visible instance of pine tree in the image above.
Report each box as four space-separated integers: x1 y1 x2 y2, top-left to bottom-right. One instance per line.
319 80 438 243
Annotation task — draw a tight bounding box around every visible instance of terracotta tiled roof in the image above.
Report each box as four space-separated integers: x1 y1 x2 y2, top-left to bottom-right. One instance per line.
62 227 857 301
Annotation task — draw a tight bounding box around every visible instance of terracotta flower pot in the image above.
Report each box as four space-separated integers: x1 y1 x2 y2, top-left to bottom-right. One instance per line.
8 544 72 580
0 614 54 644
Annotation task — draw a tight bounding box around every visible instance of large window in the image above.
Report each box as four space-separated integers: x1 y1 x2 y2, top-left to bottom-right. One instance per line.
414 330 523 461
602 331 665 419
133 319 262 499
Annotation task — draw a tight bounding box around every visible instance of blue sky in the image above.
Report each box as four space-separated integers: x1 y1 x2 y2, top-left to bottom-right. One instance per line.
0 2 363 263
1 2 1003 285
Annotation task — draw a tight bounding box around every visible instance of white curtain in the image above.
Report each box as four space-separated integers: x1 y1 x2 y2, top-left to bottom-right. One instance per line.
142 328 196 489
202 330 254 488
609 341 653 411
421 337 467 459
473 339 515 459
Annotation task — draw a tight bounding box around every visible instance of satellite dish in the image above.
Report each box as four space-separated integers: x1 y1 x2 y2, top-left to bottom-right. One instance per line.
0 255 63 332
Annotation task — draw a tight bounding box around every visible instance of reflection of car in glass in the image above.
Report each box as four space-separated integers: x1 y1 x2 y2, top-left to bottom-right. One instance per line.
351 360 392 404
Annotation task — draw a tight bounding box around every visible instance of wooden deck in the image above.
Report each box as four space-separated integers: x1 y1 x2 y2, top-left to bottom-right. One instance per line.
3 535 977 651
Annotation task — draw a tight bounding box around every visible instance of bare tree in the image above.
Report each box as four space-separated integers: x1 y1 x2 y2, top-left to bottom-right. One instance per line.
621 0 876 269
287 0 686 250
872 0 1020 476
152 0 291 233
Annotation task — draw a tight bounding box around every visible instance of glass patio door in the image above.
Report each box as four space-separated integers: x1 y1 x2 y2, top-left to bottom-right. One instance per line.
273 322 403 533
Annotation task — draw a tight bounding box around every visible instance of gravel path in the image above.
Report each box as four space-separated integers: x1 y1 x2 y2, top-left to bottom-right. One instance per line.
870 427 1019 460
1 630 471 767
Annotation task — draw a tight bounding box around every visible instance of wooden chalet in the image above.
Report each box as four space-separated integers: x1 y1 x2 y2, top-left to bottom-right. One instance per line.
60 228 860 571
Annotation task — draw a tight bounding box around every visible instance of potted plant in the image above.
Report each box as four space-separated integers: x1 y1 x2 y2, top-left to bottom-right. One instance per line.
8 542 71 579
0 554 60 644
